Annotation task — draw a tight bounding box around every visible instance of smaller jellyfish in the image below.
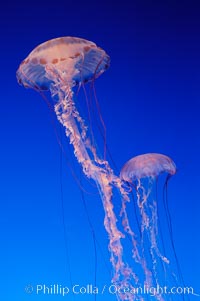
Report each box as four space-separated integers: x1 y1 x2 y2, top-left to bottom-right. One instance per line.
120 153 182 299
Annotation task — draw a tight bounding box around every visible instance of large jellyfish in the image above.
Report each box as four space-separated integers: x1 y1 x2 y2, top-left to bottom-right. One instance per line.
16 37 184 301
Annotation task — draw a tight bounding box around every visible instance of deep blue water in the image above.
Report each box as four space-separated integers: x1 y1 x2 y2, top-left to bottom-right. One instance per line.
1 1 200 300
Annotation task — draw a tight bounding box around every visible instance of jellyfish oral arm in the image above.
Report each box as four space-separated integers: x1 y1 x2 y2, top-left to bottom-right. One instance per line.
49 77 134 288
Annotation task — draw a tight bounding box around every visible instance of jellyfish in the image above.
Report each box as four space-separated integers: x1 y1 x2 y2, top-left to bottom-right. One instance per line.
16 37 144 301
120 153 185 300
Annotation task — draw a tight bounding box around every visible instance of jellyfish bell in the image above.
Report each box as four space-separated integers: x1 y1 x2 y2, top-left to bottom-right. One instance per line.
16 36 110 91
120 153 177 183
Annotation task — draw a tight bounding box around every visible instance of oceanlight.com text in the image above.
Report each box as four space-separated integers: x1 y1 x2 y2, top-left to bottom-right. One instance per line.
24 283 198 297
